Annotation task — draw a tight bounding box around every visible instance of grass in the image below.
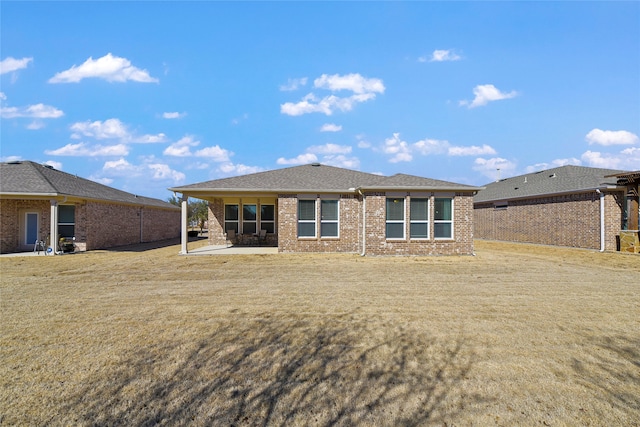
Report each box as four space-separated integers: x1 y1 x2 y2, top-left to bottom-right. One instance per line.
1 240 638 426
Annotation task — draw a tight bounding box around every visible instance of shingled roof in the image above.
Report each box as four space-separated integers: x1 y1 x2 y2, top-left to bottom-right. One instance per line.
170 163 481 195
0 160 178 209
474 165 625 203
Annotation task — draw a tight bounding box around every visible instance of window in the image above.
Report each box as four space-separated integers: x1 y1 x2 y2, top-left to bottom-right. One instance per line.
243 204 257 235
434 198 453 239
58 205 75 238
410 198 429 239
260 204 275 234
298 199 316 237
386 198 405 239
320 200 339 237
224 204 239 234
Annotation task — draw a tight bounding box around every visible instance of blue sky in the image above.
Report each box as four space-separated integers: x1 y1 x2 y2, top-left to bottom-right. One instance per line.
2 1 639 200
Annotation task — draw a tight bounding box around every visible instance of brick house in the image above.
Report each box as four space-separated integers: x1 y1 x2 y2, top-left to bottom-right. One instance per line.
473 165 635 252
169 163 482 256
0 160 181 254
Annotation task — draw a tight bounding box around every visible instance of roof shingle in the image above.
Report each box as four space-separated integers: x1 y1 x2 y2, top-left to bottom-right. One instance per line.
474 165 625 203
0 161 177 209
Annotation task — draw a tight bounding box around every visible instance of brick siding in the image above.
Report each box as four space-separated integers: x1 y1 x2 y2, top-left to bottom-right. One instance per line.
0 198 180 253
474 191 624 251
204 192 476 256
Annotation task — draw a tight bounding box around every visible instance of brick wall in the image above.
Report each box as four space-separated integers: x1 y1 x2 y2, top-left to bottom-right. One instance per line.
0 199 51 253
83 201 180 250
363 193 475 256
474 191 624 250
0 198 180 253
277 192 475 256
278 194 362 253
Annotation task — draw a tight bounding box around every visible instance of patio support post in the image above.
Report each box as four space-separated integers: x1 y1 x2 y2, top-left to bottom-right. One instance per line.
180 195 188 254
50 200 58 255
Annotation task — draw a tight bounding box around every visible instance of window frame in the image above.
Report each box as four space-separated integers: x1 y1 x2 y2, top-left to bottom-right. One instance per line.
409 197 430 239
434 197 454 240
259 204 275 234
242 204 257 235
320 199 339 238
58 204 76 239
386 197 406 240
297 198 317 238
224 204 239 234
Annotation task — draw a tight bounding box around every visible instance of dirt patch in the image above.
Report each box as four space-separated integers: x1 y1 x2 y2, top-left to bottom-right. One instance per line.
1 241 638 425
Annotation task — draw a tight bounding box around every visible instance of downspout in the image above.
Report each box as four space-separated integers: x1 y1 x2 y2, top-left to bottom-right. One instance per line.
597 189 605 252
180 195 189 255
358 189 366 256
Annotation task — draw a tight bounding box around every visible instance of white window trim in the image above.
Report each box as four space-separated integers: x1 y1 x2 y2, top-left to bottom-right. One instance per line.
320 199 340 238
409 197 430 240
386 197 406 240
242 203 258 235
298 197 317 238
434 197 454 240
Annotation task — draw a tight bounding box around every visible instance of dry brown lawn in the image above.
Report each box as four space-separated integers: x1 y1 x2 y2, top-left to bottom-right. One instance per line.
1 240 638 426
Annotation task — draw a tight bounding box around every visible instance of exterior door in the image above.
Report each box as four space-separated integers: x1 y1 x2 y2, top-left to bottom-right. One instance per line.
25 212 39 245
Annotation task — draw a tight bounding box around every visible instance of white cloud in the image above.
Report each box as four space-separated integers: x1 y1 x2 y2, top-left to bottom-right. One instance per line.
279 77 308 91
48 53 158 83
70 118 129 140
276 153 319 165
194 145 232 162
163 135 200 157
135 133 168 144
429 49 461 62
281 73 384 116
218 162 264 176
524 158 582 173
581 148 640 170
307 143 352 155
43 160 63 170
1 103 64 119
162 112 186 119
313 73 385 94
45 142 129 157
321 154 360 169
70 118 166 143
460 84 518 108
380 134 495 162
0 57 33 74
102 158 136 175
448 144 497 156
0 92 6 100
27 121 45 130
89 176 114 185
382 133 413 163
585 128 638 146
320 123 342 132
148 163 186 182
473 157 517 181
413 138 450 156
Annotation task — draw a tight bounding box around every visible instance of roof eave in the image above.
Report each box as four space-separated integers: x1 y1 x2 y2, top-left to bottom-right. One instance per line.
474 185 626 204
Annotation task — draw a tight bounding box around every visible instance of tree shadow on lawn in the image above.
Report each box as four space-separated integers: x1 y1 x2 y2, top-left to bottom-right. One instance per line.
62 314 484 426
571 333 640 418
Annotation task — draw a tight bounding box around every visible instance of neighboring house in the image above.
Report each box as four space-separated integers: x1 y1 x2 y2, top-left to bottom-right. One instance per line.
0 160 181 254
169 163 482 256
473 165 636 252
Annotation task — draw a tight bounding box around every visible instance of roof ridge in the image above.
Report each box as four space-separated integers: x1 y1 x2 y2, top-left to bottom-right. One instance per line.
28 161 59 193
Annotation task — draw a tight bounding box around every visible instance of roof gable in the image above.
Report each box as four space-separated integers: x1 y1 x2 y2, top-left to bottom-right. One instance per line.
0 161 177 209
474 165 626 203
